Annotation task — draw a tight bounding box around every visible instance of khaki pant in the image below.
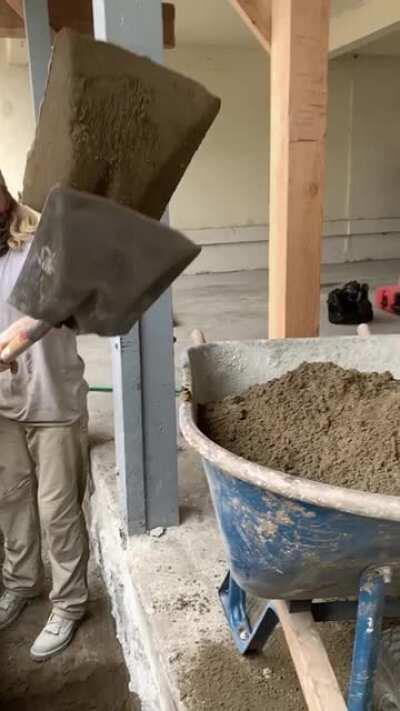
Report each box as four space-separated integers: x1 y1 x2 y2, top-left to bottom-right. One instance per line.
0 416 89 620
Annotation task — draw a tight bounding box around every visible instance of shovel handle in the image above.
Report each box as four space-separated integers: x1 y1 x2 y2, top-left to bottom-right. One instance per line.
0 320 51 364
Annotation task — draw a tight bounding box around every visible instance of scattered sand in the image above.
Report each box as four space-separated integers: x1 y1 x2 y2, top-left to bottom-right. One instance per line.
0 558 137 711
178 623 354 711
199 362 400 495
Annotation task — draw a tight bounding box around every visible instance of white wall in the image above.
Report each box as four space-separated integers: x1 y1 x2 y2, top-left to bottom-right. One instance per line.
167 48 400 273
325 54 400 266
1 37 400 274
167 46 268 230
0 40 35 198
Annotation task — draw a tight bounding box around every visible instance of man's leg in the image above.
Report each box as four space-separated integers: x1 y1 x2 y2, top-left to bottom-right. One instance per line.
0 416 42 599
27 420 89 621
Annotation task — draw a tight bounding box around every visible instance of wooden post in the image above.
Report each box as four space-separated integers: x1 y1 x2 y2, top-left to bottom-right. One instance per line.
269 0 330 338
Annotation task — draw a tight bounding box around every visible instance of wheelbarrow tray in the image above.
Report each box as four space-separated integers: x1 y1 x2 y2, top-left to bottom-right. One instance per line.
180 335 400 711
180 336 400 601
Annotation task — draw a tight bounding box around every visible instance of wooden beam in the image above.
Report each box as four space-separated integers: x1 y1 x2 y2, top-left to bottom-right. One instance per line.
49 0 93 36
1 1 175 47
3 0 22 19
162 2 175 49
268 0 330 338
0 26 22 36
0 0 23 35
229 0 271 52
274 601 347 711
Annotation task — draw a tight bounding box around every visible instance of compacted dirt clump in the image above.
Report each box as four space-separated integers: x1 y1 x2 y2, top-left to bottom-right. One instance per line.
199 362 400 495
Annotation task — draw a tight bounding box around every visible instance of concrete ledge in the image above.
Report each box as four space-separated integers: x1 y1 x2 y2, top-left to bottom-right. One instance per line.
89 441 176 711
89 437 233 710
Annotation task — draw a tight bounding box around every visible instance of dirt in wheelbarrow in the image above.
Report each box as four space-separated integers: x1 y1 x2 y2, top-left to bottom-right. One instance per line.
199 362 400 495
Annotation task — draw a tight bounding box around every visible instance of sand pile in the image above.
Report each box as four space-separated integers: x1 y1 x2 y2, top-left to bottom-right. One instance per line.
199 362 400 495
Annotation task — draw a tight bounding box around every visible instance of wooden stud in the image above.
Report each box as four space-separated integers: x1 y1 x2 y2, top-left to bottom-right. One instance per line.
268 0 330 338
229 0 271 51
2 0 175 47
274 601 347 711
49 0 93 36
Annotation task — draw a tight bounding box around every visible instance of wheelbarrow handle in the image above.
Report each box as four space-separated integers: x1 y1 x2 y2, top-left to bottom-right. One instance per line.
191 329 207 346
357 323 371 338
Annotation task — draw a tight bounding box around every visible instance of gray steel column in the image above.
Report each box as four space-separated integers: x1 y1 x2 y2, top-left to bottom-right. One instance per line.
23 0 51 119
92 0 178 535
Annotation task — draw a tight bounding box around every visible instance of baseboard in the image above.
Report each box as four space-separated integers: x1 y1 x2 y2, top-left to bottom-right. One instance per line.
181 223 400 274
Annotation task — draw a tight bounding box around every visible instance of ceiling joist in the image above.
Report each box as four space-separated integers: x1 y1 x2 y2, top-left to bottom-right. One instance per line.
229 0 271 52
1 1 175 48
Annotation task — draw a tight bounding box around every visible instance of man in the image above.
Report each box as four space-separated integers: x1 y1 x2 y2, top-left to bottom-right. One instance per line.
0 170 89 661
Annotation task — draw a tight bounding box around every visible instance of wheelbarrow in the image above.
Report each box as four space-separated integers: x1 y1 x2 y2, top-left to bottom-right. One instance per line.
180 334 400 711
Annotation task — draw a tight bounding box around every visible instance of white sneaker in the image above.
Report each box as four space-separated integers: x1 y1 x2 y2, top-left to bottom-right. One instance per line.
30 612 79 662
0 591 28 630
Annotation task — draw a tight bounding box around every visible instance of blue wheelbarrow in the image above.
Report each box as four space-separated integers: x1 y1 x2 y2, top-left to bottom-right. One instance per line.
180 334 400 711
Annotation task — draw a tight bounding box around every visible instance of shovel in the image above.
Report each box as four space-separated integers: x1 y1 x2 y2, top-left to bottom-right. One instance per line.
1 187 200 364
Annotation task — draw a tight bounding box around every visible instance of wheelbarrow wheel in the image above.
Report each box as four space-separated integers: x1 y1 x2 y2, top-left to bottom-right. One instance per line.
374 627 400 710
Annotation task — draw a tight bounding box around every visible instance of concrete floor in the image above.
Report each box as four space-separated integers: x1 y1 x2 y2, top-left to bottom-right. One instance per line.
83 264 400 710
83 262 400 394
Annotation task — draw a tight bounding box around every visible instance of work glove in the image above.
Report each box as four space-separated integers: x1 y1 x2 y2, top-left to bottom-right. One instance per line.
0 316 38 374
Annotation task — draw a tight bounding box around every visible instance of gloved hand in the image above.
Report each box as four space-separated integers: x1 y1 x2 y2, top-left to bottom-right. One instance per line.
0 317 38 374
0 317 51 373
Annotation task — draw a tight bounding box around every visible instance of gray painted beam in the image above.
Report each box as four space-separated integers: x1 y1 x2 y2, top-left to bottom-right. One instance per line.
111 328 146 533
92 0 163 60
140 290 178 530
23 0 51 120
92 0 178 534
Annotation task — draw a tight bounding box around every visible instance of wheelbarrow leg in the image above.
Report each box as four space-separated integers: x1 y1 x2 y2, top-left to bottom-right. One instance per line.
347 567 391 711
219 571 279 655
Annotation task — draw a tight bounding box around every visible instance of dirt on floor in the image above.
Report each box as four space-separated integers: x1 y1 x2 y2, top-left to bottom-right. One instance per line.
0 559 138 711
178 621 355 711
199 361 400 495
